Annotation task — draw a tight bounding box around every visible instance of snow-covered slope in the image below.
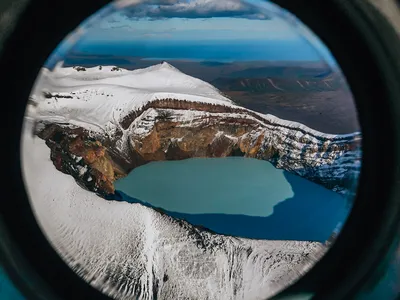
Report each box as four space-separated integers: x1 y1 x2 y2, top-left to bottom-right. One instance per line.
48 62 229 97
21 118 326 300
32 62 233 133
22 62 360 299
31 63 359 139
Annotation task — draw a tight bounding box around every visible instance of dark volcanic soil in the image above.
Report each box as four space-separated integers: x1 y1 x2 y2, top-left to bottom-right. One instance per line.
222 90 359 134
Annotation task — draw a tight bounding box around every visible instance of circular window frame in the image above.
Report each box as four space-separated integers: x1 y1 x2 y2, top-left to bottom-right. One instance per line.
0 0 399 300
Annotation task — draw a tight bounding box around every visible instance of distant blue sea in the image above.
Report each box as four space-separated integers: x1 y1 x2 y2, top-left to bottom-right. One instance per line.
69 39 333 63
114 157 350 242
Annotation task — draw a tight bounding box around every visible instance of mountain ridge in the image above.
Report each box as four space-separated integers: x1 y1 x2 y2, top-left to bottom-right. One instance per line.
28 62 361 199
22 62 360 299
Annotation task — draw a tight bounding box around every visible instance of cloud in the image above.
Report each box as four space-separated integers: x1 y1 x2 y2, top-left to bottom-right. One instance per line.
115 0 177 9
100 13 134 29
142 32 173 38
118 0 272 20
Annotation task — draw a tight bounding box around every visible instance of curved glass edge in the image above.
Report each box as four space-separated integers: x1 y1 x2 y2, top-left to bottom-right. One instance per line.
5 0 364 300
355 237 400 300
0 266 25 300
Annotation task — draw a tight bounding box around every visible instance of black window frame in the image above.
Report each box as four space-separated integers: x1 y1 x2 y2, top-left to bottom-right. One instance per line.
0 0 399 299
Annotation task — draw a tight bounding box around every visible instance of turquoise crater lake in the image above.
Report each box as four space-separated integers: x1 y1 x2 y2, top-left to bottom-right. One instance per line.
114 157 350 242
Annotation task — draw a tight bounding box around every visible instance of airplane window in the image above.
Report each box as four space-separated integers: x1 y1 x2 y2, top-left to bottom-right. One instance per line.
20 0 362 299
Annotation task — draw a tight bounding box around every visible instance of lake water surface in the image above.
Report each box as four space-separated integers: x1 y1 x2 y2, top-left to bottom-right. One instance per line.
115 157 349 242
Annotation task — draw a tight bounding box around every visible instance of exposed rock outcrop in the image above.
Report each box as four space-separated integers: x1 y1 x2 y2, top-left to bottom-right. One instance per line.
37 124 126 195
35 98 361 197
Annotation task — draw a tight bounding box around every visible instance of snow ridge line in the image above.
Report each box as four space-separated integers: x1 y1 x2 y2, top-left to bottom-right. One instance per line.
120 98 361 142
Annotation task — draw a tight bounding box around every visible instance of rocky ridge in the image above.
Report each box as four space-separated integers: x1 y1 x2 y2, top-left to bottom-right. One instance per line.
34 97 361 197
30 63 361 197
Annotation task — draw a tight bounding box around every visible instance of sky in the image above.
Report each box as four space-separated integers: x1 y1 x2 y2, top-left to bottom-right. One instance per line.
50 0 338 65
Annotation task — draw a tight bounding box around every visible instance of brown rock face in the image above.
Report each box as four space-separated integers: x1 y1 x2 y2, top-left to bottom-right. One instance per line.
130 115 257 163
36 99 361 196
38 126 126 195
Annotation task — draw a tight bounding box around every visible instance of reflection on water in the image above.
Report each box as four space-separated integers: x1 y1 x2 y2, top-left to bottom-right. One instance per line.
0 267 24 300
114 157 349 242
